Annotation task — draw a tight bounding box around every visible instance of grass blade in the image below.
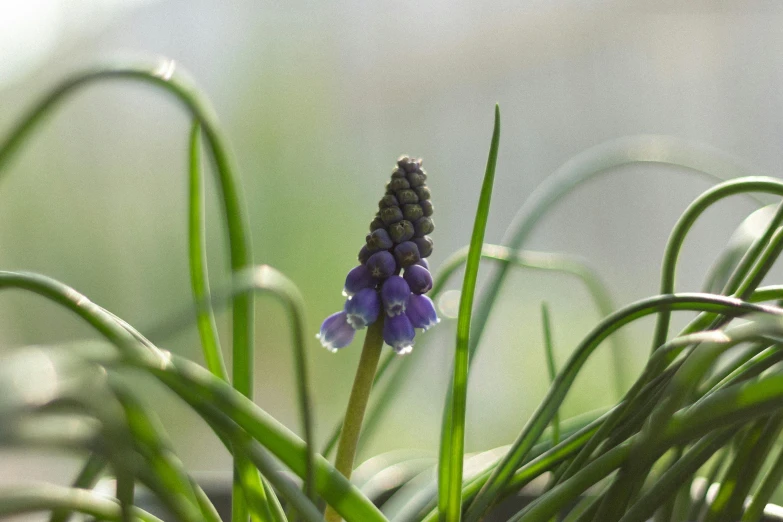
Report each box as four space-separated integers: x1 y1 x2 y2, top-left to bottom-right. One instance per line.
437 104 500 522
49 454 106 522
0 485 165 522
188 121 229 381
540 303 560 445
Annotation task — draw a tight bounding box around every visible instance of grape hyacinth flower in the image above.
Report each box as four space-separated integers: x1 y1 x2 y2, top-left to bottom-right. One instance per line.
317 311 355 353
317 155 438 355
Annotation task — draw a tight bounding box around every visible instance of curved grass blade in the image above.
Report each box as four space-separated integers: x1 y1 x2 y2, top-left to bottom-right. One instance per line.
652 177 783 351
0 60 257 522
0 58 255 397
233 266 317 502
49 454 106 522
437 104 500 522
0 484 165 522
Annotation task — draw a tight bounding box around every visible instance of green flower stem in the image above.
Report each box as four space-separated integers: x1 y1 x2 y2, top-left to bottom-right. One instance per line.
324 318 386 522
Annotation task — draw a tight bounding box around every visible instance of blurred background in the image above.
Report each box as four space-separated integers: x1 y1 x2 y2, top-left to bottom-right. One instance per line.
2 0 783 499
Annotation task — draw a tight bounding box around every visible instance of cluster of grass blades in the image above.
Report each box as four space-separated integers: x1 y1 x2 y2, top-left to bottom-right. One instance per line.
4 58 783 522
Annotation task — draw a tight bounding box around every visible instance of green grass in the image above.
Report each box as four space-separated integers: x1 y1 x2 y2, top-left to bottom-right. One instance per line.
3 58 783 522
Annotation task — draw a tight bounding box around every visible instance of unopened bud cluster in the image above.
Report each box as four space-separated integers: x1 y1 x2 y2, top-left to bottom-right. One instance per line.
318 156 439 355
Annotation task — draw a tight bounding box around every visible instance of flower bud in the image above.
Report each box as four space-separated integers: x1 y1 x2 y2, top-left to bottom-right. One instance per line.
402 204 423 222
403 264 433 294
344 265 376 296
407 172 427 187
383 314 416 354
416 258 430 270
394 241 421 267
402 158 421 173
317 311 355 352
389 220 414 243
367 229 393 251
380 206 403 225
344 289 380 329
397 155 411 168
397 189 419 205
391 167 407 178
358 245 372 264
414 217 434 237
389 178 410 191
379 195 399 208
370 216 386 231
420 200 433 217
406 294 440 331
381 275 411 316
414 186 431 201
413 236 433 258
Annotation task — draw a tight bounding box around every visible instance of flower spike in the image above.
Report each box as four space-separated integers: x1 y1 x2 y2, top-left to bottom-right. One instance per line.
318 155 439 354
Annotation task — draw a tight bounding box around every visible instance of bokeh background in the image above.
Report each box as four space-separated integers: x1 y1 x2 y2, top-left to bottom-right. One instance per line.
2 0 783 500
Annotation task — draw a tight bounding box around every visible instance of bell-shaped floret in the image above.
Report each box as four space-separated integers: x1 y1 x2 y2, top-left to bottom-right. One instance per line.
406 294 440 331
317 311 355 352
343 265 376 296
344 289 380 329
381 275 411 316
383 313 416 355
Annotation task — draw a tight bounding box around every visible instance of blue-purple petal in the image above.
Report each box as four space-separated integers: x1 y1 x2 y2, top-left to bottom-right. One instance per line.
344 289 380 329
381 275 411 316
383 314 416 355
317 311 355 352
344 265 376 296
406 294 440 331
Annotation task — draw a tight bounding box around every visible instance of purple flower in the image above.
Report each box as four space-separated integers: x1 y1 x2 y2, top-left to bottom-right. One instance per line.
343 265 376 296
383 314 416 355
317 311 355 352
416 258 430 270
344 289 380 329
394 241 421 267
403 264 433 294
406 294 439 331
366 251 396 279
381 275 411 316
